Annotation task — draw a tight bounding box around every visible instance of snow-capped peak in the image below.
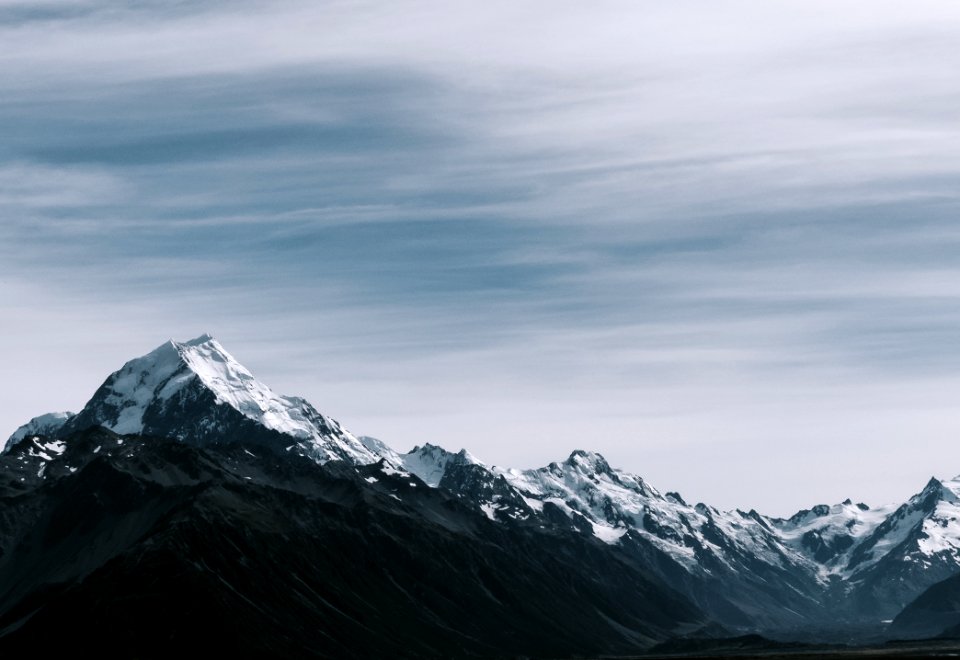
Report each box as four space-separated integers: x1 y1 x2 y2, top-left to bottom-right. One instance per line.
181 332 216 347
400 443 482 487
564 449 613 475
63 335 380 464
495 452 676 547
919 476 960 504
172 335 311 437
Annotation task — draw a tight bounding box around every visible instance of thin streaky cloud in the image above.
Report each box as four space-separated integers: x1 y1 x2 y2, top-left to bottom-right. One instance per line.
2 1 960 514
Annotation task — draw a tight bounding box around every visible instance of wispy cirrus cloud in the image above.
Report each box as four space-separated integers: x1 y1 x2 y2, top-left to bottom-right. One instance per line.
3 1 960 513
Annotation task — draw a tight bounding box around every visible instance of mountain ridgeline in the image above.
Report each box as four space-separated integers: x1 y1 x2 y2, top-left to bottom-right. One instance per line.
3 335 960 656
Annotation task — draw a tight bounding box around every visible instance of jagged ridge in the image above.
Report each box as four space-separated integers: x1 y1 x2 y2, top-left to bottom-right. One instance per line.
8 335 960 636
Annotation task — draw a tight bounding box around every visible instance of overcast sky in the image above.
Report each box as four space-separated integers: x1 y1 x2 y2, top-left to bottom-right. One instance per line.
3 1 960 515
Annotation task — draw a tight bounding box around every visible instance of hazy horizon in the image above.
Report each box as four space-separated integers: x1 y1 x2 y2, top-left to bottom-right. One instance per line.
4 1 960 516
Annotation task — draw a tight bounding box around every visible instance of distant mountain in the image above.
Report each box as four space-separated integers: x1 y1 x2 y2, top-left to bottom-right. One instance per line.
7 334 960 650
773 498 882 568
838 477 960 619
360 439 960 631
369 443 826 629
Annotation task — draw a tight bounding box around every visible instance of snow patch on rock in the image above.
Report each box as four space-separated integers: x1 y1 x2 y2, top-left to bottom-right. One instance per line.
5 412 75 452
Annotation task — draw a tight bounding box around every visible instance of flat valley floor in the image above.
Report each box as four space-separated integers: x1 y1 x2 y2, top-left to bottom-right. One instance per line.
629 638 960 659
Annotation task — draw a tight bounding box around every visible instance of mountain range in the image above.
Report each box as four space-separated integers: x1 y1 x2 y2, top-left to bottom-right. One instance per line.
3 335 960 656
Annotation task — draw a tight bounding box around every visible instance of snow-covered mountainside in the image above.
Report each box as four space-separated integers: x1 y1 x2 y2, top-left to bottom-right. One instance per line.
25 335 378 464
4 412 75 452
846 477 960 575
770 499 893 573
358 438 484 484
7 335 960 632
832 476 960 618
378 439 960 585
365 441 960 626
398 443 483 487
391 445 796 567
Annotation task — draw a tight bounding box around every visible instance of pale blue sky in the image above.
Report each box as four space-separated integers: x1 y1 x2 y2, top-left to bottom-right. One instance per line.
3 0 960 514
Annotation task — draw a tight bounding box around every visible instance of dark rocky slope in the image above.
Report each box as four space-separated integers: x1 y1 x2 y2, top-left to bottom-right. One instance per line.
0 427 707 658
